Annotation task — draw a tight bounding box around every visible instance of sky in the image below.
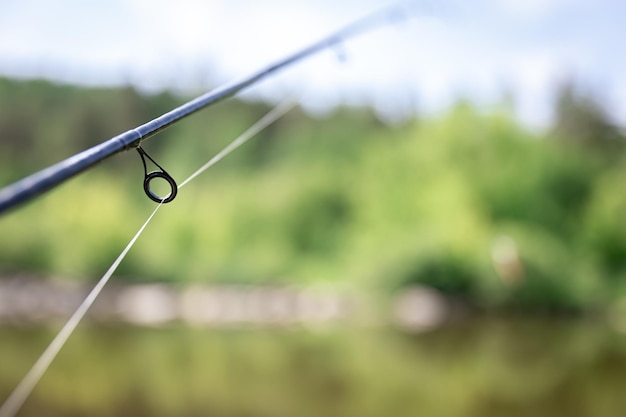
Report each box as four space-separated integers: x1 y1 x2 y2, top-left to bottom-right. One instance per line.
0 0 624 128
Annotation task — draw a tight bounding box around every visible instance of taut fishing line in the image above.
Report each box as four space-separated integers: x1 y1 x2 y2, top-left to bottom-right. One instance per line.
0 99 295 417
179 99 297 189
0 203 163 417
0 2 421 414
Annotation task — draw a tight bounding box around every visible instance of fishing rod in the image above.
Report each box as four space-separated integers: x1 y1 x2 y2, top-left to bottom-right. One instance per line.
0 2 414 216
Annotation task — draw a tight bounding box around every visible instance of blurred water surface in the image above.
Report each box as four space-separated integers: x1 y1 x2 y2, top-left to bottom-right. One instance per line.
1 318 625 417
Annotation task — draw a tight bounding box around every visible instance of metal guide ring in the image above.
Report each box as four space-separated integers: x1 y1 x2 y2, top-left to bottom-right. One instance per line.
137 146 178 204
143 171 178 203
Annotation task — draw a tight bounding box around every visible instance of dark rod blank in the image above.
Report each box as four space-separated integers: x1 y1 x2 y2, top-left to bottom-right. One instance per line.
0 4 408 215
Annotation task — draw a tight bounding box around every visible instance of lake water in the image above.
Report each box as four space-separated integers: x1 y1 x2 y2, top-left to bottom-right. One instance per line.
1 318 626 417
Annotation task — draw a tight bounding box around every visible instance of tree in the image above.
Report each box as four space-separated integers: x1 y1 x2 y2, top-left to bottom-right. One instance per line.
551 80 625 153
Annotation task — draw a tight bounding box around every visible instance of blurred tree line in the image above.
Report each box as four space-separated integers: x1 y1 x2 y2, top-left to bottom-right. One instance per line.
1 77 626 312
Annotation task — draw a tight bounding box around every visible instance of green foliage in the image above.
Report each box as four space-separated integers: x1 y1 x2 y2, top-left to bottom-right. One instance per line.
1 77 626 310
286 187 353 255
581 171 626 282
552 80 626 154
393 251 481 297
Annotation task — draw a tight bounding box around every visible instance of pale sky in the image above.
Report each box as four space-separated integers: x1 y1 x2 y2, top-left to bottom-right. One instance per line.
0 0 624 128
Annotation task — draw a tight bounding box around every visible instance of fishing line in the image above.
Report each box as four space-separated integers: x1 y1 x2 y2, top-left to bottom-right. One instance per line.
0 100 295 417
0 203 162 417
0 2 422 413
179 98 297 189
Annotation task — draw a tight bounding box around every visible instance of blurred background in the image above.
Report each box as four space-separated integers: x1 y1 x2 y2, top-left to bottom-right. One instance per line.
2 0 626 416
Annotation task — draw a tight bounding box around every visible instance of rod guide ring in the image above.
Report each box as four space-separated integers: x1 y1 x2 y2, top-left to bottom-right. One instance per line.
136 146 178 204
143 171 177 203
